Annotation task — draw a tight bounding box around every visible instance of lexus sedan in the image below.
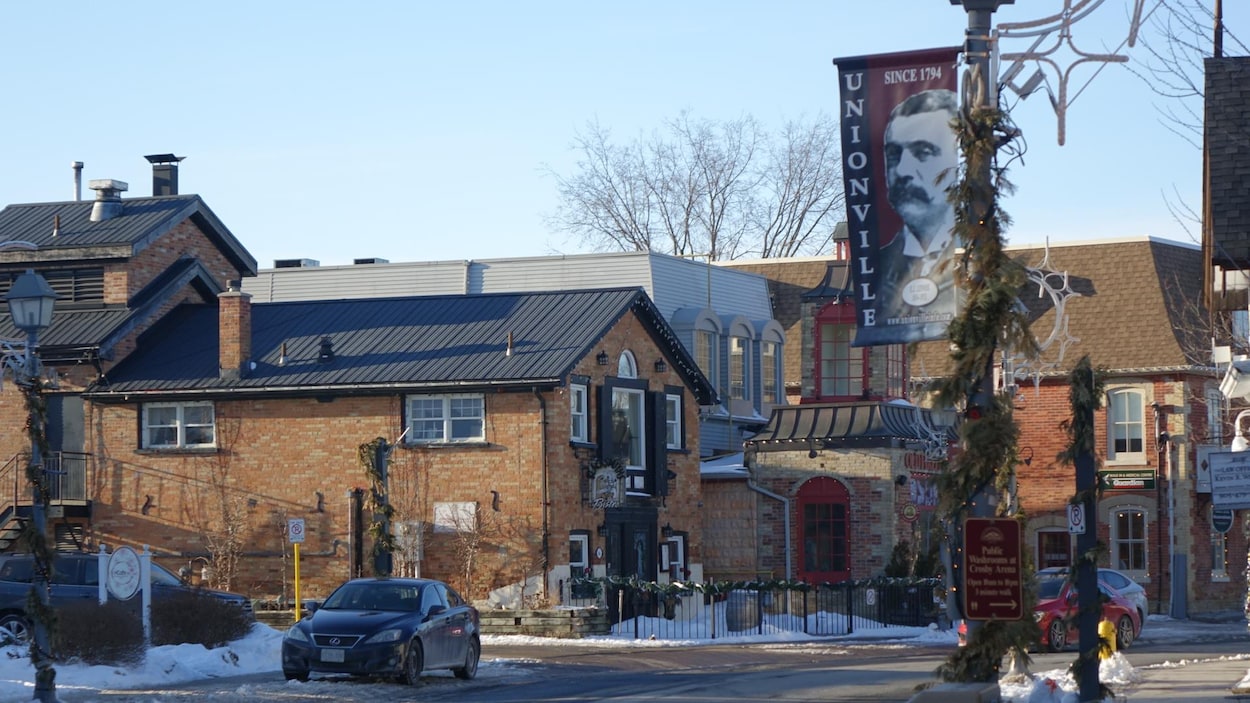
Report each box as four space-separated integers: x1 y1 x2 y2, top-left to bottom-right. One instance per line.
1038 566 1148 627
281 577 480 685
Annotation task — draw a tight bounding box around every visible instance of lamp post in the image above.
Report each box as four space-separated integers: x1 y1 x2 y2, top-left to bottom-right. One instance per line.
5 268 59 703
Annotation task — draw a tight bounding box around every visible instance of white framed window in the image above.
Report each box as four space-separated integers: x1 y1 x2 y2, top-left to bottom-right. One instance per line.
569 533 589 572
729 336 749 400
665 393 682 449
694 330 717 391
142 402 215 449
617 350 637 379
433 502 477 533
762 341 780 404
610 387 646 490
406 394 484 443
661 533 686 580
1107 388 1145 463
1111 507 1148 573
570 384 588 443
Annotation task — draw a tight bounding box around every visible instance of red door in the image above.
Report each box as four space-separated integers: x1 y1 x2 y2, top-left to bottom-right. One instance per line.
797 477 851 583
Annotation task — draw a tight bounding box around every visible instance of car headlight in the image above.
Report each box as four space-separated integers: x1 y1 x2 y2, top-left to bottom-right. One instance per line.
364 628 404 644
1034 612 1045 622
284 625 310 643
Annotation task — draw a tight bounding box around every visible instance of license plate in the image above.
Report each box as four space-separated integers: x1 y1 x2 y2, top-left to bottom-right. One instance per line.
320 648 345 663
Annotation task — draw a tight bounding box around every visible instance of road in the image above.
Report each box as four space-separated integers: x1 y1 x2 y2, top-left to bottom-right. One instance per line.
58 628 1250 703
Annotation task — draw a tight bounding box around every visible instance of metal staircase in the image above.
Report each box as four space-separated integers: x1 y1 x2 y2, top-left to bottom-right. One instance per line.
0 451 91 550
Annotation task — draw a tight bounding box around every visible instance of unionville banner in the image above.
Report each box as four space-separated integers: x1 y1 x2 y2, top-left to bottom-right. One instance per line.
833 47 962 346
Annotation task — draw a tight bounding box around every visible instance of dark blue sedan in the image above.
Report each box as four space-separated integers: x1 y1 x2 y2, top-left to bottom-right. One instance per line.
281 577 480 685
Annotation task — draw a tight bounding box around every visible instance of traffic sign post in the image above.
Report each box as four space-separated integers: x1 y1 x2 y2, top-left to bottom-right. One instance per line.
289 518 305 621
963 517 1023 620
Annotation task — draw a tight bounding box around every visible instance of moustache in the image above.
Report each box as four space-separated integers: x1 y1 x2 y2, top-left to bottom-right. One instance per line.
888 181 933 207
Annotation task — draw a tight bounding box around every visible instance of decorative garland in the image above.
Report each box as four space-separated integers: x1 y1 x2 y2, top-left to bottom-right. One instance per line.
18 380 57 691
930 92 1039 684
358 438 397 575
566 575 940 598
1059 357 1113 699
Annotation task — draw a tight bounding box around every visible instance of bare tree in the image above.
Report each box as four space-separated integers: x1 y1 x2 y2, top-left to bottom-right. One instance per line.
547 112 845 260
186 413 249 591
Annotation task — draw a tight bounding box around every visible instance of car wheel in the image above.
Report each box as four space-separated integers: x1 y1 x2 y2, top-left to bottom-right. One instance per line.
454 637 480 680
399 640 424 686
1046 619 1067 652
283 669 309 682
0 614 30 646
1116 615 1135 650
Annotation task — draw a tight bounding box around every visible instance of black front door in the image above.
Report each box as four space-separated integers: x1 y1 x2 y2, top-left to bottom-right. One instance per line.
603 505 657 622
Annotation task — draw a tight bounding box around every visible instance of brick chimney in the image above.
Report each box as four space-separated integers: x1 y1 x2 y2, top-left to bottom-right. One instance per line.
219 281 252 380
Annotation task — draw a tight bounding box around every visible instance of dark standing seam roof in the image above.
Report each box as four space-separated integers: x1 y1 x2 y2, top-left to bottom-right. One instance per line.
744 402 959 452
86 288 717 403
0 195 255 275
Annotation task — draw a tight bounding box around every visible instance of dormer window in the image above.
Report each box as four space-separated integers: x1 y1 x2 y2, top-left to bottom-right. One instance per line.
617 350 637 378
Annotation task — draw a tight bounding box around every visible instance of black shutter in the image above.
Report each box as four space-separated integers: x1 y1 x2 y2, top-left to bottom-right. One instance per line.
597 384 614 462
647 391 668 495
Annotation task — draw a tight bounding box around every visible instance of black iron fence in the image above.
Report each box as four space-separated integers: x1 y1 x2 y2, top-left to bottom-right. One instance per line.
567 577 946 640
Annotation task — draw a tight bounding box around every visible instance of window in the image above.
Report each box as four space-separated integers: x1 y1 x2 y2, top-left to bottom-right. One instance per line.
819 322 862 398
1107 389 1145 462
1207 386 1226 444
611 388 645 489
1036 530 1071 569
728 336 748 400
661 533 686 580
617 351 637 379
569 533 589 572
665 392 682 449
761 341 780 404
1112 508 1148 572
142 402 215 449
407 394 484 443
570 384 588 443
694 330 717 392
433 502 477 533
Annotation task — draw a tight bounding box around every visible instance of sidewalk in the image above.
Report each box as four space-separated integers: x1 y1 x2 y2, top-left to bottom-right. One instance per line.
1117 655 1250 702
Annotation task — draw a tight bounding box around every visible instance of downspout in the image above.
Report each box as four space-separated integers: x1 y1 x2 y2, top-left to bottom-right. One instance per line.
534 388 549 602
746 477 792 581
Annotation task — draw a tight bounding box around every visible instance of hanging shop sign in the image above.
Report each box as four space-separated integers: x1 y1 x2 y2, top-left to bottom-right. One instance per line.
1098 469 1156 491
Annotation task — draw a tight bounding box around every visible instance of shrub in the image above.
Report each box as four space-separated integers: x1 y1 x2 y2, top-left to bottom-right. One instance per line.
54 600 144 666
50 591 253 666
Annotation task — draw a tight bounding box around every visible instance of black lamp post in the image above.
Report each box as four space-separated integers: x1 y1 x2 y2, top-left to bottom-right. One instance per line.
6 268 58 703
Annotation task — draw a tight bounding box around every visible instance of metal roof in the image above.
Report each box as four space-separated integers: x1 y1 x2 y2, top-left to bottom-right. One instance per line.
0 195 255 275
744 402 959 452
86 287 717 403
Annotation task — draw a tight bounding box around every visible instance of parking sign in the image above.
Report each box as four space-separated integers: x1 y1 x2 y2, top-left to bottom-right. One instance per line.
288 518 305 543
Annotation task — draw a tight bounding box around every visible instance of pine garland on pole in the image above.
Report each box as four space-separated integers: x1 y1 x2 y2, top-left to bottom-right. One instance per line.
359 437 397 576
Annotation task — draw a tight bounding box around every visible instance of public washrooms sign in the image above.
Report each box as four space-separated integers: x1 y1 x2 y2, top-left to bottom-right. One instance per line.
963 517 1023 621
1209 450 1250 509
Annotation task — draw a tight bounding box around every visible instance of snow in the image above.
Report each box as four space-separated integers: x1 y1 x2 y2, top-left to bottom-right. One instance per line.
0 614 1239 701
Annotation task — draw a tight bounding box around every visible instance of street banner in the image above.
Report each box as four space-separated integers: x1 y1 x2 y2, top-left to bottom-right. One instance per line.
833 47 962 346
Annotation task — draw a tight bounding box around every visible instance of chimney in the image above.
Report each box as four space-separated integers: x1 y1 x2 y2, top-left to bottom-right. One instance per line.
144 154 184 196
72 161 83 201
88 179 128 222
219 280 252 380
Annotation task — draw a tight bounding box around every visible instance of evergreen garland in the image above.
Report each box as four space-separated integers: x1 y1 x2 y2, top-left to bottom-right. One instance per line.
931 98 1040 683
18 380 57 691
358 437 397 575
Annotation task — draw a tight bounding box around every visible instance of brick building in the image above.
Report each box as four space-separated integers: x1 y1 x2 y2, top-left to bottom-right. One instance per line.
725 236 1240 617
0 164 715 612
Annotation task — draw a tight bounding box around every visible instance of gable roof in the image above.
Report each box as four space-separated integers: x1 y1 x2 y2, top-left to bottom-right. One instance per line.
911 237 1209 379
0 195 256 275
85 287 717 404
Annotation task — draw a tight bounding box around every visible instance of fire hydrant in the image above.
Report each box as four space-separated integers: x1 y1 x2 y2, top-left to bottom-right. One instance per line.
1098 619 1117 659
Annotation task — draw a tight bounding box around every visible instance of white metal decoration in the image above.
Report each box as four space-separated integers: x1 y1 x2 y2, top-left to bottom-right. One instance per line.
1003 241 1083 394
995 0 1150 144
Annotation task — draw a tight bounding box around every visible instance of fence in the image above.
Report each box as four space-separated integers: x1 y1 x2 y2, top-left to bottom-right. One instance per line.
567 577 947 640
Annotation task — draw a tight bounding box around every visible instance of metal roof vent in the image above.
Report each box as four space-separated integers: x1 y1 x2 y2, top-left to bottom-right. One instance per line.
88 179 128 222
318 336 334 363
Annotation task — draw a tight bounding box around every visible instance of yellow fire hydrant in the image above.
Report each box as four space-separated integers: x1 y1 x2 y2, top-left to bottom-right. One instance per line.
1098 619 1117 659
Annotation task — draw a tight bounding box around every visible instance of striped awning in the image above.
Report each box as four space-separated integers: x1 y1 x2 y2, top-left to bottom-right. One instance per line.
744 402 959 453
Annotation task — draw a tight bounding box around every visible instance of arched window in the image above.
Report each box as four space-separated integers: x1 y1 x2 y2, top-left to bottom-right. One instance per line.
617 350 637 379
797 476 851 583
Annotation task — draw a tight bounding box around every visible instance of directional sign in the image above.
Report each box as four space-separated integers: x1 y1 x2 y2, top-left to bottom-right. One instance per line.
963 517 1024 621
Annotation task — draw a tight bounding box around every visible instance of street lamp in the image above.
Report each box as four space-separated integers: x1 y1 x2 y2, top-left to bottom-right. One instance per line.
5 268 58 703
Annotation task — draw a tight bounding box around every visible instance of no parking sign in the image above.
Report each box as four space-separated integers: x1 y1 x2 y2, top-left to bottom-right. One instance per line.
1067 504 1086 534
288 518 305 543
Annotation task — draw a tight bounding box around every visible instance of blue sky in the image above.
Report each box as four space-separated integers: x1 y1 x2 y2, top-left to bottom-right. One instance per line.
0 1 1237 268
